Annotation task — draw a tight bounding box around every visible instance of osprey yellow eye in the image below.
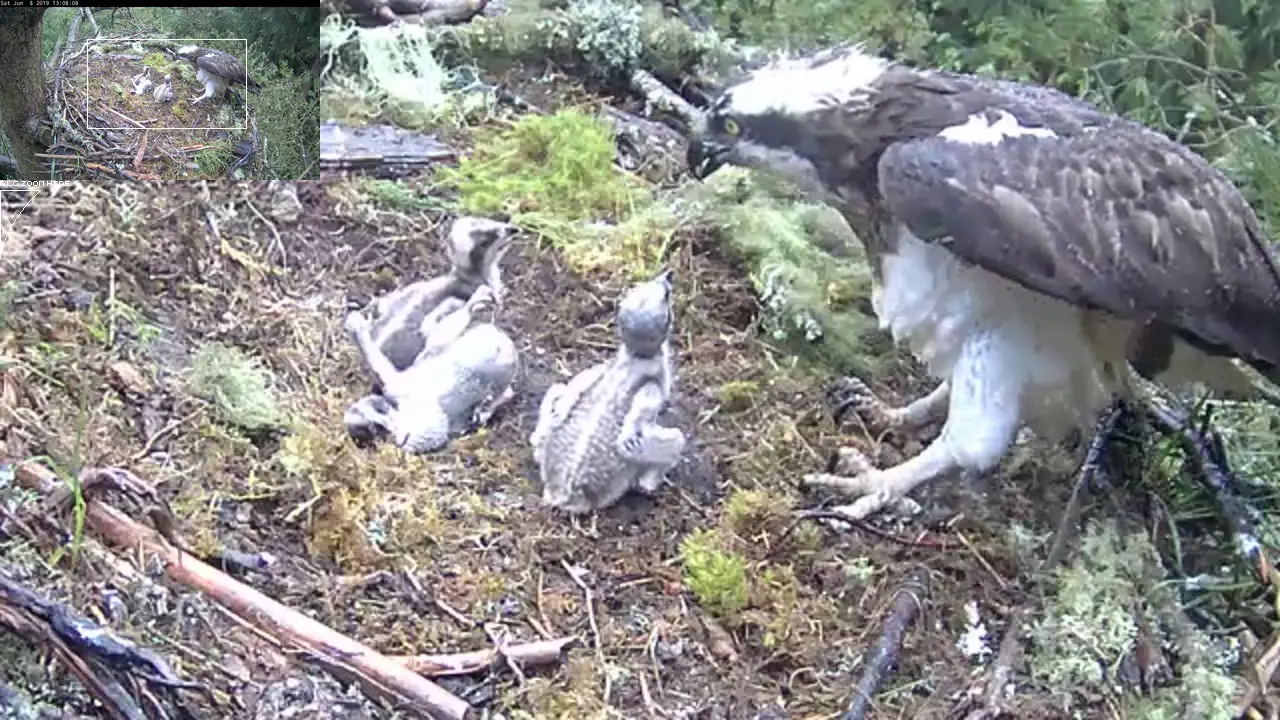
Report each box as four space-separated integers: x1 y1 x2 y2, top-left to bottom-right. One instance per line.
721 117 741 136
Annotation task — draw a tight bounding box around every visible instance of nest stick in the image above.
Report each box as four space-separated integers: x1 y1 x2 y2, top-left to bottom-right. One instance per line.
1144 404 1267 573
843 567 931 720
389 637 579 677
0 592 145 720
628 69 706 133
16 463 473 720
98 103 147 129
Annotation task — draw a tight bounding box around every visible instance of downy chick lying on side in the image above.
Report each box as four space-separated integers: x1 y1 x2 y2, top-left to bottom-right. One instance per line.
344 285 518 454
131 67 154 95
363 216 520 377
531 269 685 514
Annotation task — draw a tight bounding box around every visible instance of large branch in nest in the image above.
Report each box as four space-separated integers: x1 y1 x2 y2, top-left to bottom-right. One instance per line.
15 462 474 720
345 0 489 26
628 69 706 135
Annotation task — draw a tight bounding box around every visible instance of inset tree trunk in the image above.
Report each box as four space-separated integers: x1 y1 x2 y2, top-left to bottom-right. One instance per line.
0 9 49 179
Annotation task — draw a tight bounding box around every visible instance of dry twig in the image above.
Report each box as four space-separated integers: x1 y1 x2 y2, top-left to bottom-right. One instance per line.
389 636 578 677
842 567 931 720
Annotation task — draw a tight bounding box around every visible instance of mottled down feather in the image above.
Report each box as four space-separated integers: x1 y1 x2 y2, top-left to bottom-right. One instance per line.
538 356 665 511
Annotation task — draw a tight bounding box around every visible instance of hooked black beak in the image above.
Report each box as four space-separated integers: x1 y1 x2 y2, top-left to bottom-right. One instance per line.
687 137 728 180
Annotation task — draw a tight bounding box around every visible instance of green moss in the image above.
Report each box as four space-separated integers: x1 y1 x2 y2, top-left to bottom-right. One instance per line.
141 51 180 75
1027 520 1237 717
680 167 899 379
187 342 285 433
680 528 748 618
436 109 650 272
357 179 436 213
1028 522 1148 694
716 380 760 413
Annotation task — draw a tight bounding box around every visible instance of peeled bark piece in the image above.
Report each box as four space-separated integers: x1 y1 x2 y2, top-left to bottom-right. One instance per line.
390 637 578 677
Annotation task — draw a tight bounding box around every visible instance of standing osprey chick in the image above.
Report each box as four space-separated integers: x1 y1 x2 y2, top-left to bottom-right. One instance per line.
688 45 1280 521
175 45 261 105
152 74 175 103
532 270 685 515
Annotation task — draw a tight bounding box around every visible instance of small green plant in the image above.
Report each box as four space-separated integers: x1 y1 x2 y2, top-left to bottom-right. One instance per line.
83 297 161 349
0 281 17 332
357 178 435 213
193 140 236 176
680 528 749 617
188 342 285 433
716 380 760 413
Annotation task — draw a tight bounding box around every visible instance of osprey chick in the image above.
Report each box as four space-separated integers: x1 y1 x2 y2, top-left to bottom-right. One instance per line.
130 67 153 95
152 74 175 103
688 45 1280 521
364 216 521 375
344 285 517 454
531 270 685 515
175 45 261 105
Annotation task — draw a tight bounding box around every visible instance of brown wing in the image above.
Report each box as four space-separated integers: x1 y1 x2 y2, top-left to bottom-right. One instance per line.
196 49 258 89
877 121 1280 376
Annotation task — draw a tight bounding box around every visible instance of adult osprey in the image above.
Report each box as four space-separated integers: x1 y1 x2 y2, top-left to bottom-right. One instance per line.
175 45 261 105
687 45 1280 521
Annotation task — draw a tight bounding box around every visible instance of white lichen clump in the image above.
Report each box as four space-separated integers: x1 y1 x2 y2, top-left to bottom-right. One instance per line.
956 598 993 662
564 0 643 78
1028 521 1238 717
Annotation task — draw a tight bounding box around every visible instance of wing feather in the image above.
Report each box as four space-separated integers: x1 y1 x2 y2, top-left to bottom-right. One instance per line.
195 49 258 89
877 122 1280 374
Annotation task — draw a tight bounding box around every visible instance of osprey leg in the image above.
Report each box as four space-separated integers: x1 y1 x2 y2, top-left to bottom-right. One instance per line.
831 377 950 432
805 348 1023 519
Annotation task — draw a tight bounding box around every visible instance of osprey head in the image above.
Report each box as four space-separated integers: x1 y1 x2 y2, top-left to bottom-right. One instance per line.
687 44 890 197
343 394 397 448
618 269 674 359
449 216 522 275
176 45 201 58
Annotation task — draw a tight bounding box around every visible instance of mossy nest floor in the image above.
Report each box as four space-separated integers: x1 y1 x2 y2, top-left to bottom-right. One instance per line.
3 145 1264 719
57 52 250 178
0 179 1096 719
